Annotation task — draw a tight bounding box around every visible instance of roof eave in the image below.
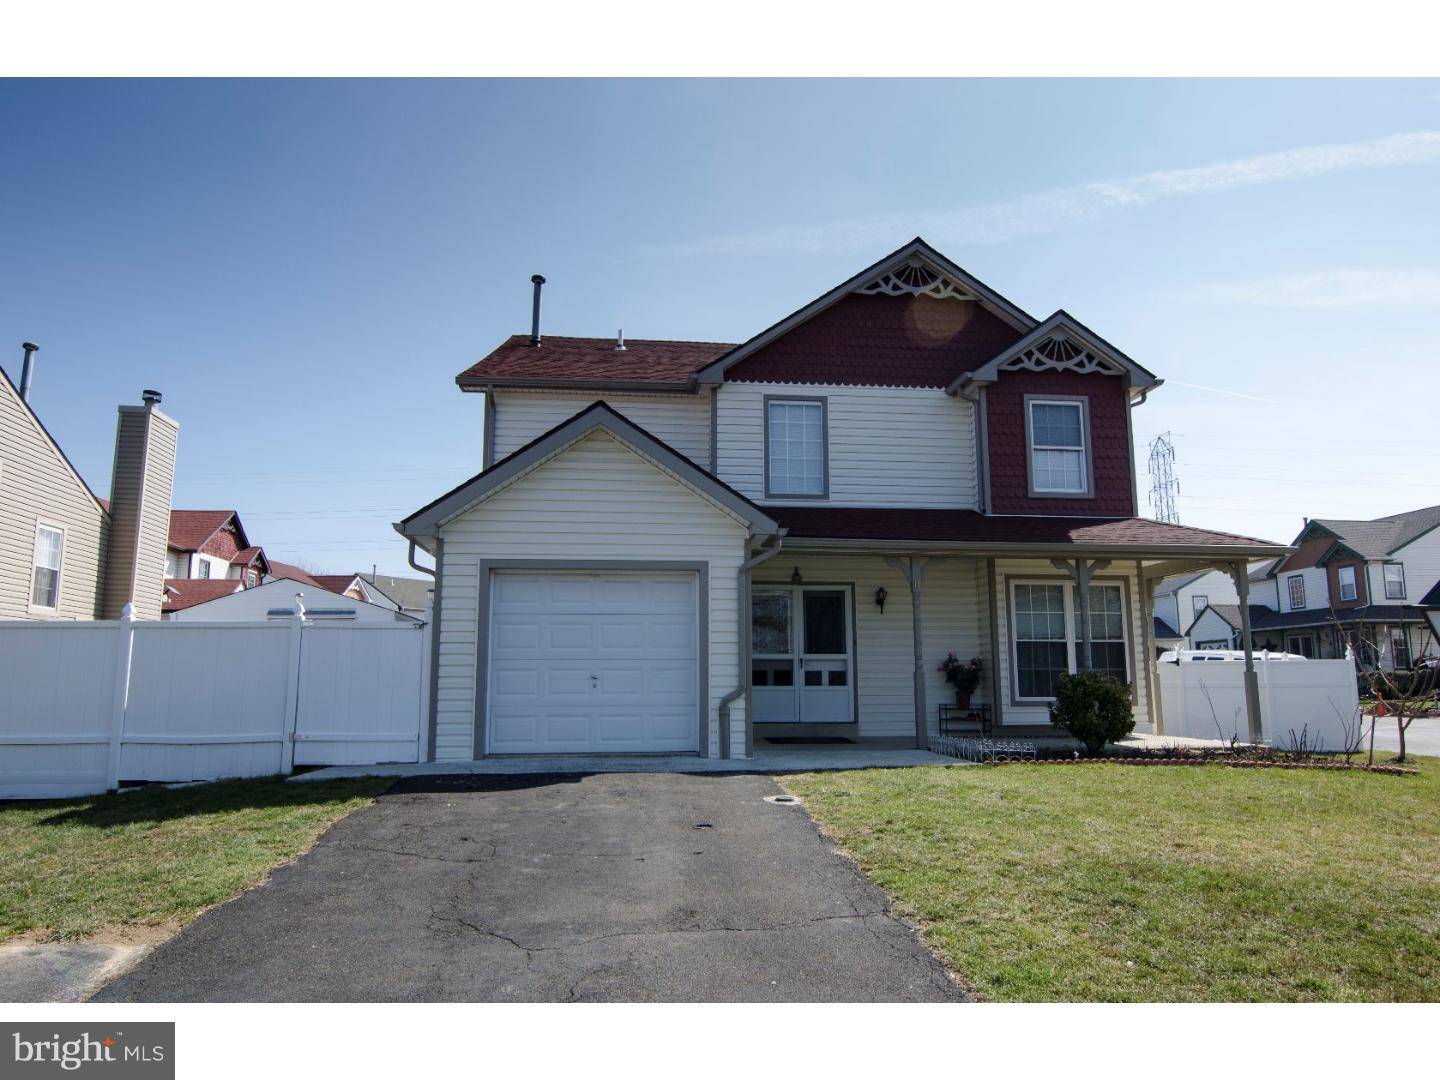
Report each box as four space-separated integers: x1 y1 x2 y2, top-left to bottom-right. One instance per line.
778 536 1291 559
457 375 698 394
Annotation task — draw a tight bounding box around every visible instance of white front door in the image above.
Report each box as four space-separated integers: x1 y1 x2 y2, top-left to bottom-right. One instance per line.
752 585 854 724
487 570 700 754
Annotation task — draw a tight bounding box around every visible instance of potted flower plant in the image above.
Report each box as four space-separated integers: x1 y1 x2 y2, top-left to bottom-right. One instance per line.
938 653 984 708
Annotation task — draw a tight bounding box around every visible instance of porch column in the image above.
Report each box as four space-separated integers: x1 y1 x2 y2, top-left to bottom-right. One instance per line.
1227 561 1263 743
1138 561 1163 735
1051 558 1110 670
885 556 935 750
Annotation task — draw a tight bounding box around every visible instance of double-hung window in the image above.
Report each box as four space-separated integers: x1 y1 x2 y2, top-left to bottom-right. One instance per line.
1027 398 1088 495
1011 580 1129 700
31 523 64 610
765 398 826 498
1337 565 1357 602
197 558 211 580
1383 562 1406 600
1287 575 1306 610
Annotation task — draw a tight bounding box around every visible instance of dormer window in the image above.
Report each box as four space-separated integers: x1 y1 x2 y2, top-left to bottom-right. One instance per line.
1026 397 1090 496
765 397 827 498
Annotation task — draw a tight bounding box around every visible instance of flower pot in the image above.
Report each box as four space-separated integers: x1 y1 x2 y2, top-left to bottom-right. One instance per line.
954 689 972 709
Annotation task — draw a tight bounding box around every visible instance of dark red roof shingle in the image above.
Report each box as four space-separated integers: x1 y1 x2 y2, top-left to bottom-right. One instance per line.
267 561 321 588
167 510 235 552
723 293 1024 388
161 577 245 612
457 335 734 388
771 507 1281 549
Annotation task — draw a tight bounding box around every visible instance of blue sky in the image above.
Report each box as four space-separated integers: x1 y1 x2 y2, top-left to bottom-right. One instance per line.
2 79 1438 575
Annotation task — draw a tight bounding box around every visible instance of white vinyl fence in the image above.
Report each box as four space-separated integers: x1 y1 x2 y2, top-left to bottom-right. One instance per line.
1158 656 1362 751
0 605 428 800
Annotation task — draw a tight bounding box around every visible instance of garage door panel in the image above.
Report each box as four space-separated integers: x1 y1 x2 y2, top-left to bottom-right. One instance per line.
487 570 700 755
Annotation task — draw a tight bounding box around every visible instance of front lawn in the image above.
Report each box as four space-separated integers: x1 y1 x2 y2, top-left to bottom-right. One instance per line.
0 776 390 943
784 757 1440 1001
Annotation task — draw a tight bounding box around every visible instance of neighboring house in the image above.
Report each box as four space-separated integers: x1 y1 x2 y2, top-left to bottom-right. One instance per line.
1153 559 1279 649
266 559 321 588
1 351 178 621
359 572 434 619
396 237 1288 761
165 576 420 623
1185 604 1282 652
166 510 263 584
1152 617 1184 656
161 577 246 614
1232 508 1440 668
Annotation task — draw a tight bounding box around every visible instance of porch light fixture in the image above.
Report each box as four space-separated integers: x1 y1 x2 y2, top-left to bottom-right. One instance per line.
874 586 888 613
791 567 803 585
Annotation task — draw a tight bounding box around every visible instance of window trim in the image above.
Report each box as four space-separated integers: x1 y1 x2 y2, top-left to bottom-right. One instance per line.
29 519 66 614
1337 565 1358 602
1287 574 1306 610
1191 593 1209 616
1024 395 1093 499
762 394 829 500
1383 561 1406 600
1005 574 1133 707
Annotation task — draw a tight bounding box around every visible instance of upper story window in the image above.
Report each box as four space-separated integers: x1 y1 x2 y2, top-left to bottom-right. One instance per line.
165 551 185 578
1287 575 1306 609
1337 565 1357 602
1027 398 1090 496
765 397 827 498
31 523 64 611
196 558 212 580
1191 594 1209 616
1383 562 1406 600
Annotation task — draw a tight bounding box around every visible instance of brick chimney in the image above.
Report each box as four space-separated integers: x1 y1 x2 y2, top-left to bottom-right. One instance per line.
101 390 179 619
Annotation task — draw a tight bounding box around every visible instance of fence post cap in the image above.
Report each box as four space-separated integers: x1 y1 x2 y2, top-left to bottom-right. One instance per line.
120 602 135 621
292 593 307 619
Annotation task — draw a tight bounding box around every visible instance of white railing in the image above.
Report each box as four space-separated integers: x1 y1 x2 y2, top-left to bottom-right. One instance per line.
0 602 430 800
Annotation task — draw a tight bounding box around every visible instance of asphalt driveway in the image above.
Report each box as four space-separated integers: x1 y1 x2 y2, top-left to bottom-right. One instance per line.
95 772 967 1002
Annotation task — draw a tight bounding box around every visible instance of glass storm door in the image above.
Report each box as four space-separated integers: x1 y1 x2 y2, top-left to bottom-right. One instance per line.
750 586 853 724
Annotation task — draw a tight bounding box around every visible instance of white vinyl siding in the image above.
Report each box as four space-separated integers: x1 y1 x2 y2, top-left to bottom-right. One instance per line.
490 390 711 466
716 381 980 508
0 375 107 620
1184 606 1237 650
433 429 747 761
1278 566 1328 613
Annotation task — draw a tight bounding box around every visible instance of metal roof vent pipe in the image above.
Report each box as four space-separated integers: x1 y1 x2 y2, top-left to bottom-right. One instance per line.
529 274 546 346
18 341 39 402
615 329 626 352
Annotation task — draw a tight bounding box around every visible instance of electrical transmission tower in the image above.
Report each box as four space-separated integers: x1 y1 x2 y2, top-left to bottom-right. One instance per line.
1147 432 1180 524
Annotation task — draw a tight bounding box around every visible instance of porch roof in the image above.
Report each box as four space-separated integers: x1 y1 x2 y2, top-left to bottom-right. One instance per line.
768 506 1288 558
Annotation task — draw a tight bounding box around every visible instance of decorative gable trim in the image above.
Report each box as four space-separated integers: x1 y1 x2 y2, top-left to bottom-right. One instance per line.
853 258 977 302
946 309 1161 396
694 237 1038 385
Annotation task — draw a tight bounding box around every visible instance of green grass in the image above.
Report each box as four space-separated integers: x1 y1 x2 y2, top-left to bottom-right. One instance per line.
0 776 390 943
784 756 1440 1001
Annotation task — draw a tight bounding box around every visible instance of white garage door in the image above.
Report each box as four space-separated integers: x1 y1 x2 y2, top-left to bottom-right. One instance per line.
487 570 700 754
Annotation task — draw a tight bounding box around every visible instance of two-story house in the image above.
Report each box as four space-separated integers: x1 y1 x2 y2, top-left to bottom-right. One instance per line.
1220 508 1440 668
1 348 178 621
396 239 1288 761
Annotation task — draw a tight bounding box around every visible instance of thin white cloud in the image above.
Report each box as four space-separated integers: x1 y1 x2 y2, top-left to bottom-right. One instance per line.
1167 380 1279 405
1196 269 1440 310
654 130 1440 257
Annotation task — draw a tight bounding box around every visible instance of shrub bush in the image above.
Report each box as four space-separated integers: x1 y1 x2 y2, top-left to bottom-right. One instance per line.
1048 670 1135 755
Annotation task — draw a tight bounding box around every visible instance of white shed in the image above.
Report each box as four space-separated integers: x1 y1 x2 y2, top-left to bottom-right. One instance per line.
164 577 422 623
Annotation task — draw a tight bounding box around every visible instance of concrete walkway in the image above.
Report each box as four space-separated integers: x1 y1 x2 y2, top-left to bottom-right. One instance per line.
0 942 152 1003
293 746 968 783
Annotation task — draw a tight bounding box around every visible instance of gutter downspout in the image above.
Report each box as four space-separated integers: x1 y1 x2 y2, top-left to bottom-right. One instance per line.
719 532 784 759
408 539 441 762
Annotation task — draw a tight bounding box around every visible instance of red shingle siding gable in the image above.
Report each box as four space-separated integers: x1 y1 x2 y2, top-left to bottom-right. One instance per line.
985 369 1134 516
724 293 1024 388
199 523 244 562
